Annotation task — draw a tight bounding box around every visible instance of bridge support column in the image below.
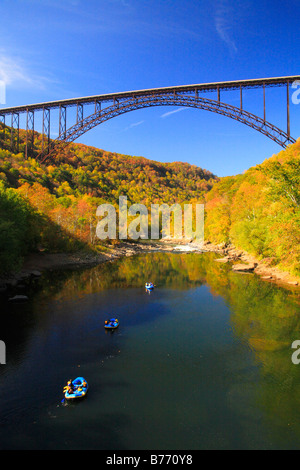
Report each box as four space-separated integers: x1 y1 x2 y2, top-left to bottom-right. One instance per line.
42 108 50 156
240 85 243 111
263 84 266 123
287 81 290 138
95 100 101 113
76 103 83 123
0 114 5 147
59 105 66 139
11 113 20 153
25 110 34 159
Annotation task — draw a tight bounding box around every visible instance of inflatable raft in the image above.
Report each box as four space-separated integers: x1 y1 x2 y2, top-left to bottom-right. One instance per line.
104 318 119 330
64 377 88 400
145 282 154 290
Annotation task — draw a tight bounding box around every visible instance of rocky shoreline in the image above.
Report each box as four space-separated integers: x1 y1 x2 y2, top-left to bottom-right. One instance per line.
0 240 193 298
1 239 299 300
200 241 300 290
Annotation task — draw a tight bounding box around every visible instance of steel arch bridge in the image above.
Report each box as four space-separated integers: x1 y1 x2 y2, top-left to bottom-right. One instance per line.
0 75 299 162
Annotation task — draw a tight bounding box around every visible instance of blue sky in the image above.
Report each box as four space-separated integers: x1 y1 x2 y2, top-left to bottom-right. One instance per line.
0 0 299 176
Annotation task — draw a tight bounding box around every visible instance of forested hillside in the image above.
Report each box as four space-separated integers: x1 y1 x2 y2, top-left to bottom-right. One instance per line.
205 140 300 276
0 125 216 274
0 123 299 278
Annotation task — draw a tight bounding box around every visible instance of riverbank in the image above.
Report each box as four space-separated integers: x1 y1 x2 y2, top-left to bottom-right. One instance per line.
20 240 196 272
1 239 299 297
200 240 300 290
0 240 202 295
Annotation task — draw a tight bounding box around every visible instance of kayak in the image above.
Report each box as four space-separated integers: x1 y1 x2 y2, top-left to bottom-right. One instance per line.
145 283 154 290
104 318 119 330
64 377 89 400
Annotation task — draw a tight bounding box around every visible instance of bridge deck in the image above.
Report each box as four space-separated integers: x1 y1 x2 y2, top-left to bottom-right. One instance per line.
1 75 300 115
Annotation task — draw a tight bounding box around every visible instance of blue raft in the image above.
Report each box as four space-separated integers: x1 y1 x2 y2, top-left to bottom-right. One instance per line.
64 377 89 400
145 282 154 291
104 318 119 330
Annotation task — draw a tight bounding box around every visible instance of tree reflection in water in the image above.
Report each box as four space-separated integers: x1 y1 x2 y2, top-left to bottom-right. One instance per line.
39 251 300 446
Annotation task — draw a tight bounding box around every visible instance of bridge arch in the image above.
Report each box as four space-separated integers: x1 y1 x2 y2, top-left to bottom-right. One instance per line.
41 93 295 162
1 76 299 161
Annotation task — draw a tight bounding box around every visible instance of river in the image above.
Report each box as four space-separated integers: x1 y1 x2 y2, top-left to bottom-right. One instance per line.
0 251 300 450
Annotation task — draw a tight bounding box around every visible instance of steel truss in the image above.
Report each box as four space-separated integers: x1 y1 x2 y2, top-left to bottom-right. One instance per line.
40 93 296 163
25 110 34 158
11 113 20 153
0 76 299 162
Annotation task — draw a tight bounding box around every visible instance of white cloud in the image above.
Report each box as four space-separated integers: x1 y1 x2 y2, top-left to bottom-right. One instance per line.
215 0 238 56
0 52 52 90
124 120 145 131
160 108 186 119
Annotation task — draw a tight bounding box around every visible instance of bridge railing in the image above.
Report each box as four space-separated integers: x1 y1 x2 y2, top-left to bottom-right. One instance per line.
0 75 299 160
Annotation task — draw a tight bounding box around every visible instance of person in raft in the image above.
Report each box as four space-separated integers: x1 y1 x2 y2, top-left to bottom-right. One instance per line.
64 380 74 394
78 381 87 392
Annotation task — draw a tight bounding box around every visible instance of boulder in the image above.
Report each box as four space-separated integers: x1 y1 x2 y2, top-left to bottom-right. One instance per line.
31 270 42 277
232 263 257 272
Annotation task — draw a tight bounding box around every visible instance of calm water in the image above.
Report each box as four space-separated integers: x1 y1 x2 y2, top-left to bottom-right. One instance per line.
1 252 300 450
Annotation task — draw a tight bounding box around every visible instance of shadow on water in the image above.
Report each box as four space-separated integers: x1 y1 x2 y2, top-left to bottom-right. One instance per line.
1 251 300 449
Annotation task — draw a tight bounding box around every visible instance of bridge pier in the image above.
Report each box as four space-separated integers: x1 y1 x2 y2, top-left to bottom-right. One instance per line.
263 84 266 123
240 85 243 111
287 81 290 138
59 106 66 139
76 103 83 124
42 108 51 156
95 100 101 113
0 114 5 147
25 110 34 159
10 113 20 154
